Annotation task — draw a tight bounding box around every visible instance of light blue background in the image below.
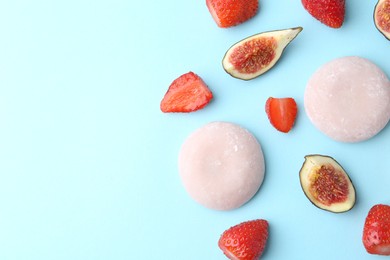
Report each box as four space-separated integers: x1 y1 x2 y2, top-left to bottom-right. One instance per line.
0 0 389 259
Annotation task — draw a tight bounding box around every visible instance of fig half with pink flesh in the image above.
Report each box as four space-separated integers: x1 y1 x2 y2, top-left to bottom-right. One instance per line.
299 154 356 213
222 27 303 80
374 0 390 40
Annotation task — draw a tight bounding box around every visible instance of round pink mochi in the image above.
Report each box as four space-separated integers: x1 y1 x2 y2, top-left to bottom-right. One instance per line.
304 56 390 143
178 121 265 211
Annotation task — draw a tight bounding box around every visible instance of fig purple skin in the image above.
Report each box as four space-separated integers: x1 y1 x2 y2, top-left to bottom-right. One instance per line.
299 154 356 213
222 27 303 80
374 0 390 40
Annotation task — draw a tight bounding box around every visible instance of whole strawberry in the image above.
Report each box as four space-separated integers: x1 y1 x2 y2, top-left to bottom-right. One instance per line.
218 219 268 260
206 0 259 28
301 0 345 28
363 204 390 255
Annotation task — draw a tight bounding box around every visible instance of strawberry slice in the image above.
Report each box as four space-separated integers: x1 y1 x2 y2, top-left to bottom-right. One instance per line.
206 0 259 28
160 72 213 113
265 97 298 133
363 204 390 255
301 0 345 28
218 219 268 260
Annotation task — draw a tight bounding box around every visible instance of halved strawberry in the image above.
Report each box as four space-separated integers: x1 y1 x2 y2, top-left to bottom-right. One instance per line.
218 219 268 260
160 72 213 113
206 0 259 28
363 204 390 255
265 97 298 133
301 0 345 28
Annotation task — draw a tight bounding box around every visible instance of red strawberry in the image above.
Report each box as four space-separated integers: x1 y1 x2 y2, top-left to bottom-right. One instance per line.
301 0 345 28
218 219 268 260
363 204 390 256
265 97 298 133
206 0 259 28
160 72 213 113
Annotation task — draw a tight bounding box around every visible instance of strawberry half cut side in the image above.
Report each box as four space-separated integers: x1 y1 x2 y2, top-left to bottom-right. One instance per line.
160 72 213 113
265 97 298 133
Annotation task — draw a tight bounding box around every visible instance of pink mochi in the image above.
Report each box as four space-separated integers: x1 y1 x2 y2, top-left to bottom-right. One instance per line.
178 121 265 211
304 56 390 143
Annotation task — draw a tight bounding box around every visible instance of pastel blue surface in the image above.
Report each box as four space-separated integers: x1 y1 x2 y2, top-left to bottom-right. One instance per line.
0 1 389 259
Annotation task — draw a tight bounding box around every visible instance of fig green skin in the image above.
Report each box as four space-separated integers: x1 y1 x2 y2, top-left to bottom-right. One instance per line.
374 0 390 41
299 154 356 213
222 27 303 81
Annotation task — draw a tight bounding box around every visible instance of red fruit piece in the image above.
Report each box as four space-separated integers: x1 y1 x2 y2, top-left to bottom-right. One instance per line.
218 219 268 260
265 97 298 133
160 72 213 113
206 0 259 28
363 204 390 256
301 0 345 28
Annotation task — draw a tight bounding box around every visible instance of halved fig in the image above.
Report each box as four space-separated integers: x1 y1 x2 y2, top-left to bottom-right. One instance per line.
374 0 390 40
222 27 303 80
299 154 356 213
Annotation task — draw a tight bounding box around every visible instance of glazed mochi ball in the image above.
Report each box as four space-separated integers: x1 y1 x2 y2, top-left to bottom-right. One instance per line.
178 121 265 210
304 56 390 143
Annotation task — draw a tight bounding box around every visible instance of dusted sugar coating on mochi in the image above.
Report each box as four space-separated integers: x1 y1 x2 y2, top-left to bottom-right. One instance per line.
178 121 265 210
304 56 390 143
